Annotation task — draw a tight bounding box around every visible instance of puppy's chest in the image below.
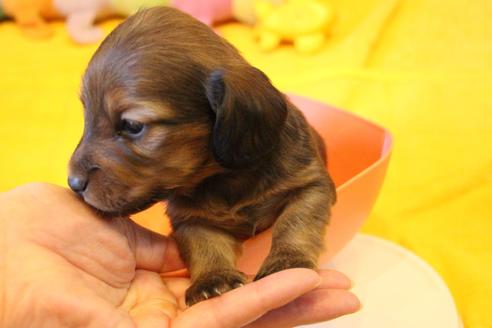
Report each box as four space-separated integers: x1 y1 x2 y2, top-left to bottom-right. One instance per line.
168 193 289 239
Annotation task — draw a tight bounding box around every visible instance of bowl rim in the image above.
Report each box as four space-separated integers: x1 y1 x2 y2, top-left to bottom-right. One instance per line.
287 94 394 193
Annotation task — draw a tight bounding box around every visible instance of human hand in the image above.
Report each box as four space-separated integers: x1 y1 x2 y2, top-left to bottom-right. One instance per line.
0 183 360 327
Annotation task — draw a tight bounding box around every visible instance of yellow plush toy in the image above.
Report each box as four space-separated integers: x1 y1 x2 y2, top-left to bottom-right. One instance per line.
255 0 334 54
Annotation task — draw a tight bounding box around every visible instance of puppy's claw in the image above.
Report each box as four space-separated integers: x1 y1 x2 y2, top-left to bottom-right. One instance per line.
185 269 247 306
233 282 245 289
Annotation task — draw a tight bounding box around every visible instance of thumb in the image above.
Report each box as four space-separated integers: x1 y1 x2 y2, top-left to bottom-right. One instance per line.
115 217 185 273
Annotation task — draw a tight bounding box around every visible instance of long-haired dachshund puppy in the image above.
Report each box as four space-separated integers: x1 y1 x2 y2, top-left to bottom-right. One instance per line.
68 6 336 306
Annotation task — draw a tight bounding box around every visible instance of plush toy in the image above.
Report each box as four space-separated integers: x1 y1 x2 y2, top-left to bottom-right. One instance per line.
111 0 232 26
0 0 283 44
173 0 232 26
110 0 275 26
55 0 228 44
51 0 106 44
254 0 334 53
2 0 60 38
171 0 285 26
1 0 331 51
53 0 169 44
0 0 169 43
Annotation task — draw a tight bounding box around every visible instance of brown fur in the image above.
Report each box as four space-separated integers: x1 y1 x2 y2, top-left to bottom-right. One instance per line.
68 7 336 306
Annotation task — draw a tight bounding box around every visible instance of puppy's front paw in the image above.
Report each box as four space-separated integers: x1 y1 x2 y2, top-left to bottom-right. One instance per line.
254 252 316 281
186 269 247 307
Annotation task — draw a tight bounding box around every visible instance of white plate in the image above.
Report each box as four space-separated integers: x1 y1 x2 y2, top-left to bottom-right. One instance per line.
299 234 462 328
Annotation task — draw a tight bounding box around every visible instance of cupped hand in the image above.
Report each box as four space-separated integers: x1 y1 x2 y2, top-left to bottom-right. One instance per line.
0 183 360 327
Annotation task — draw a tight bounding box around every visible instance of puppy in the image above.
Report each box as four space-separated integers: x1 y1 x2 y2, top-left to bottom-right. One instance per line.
68 6 336 306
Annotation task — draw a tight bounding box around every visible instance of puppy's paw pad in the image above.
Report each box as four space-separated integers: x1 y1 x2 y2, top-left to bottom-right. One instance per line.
254 254 315 281
185 270 247 307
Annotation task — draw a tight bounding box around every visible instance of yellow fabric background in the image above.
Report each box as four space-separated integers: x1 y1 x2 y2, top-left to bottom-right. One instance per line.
0 0 491 327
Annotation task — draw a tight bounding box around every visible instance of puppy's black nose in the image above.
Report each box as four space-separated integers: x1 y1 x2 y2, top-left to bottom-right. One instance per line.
68 176 88 193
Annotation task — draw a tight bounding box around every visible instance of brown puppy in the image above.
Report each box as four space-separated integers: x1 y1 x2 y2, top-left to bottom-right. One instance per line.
68 7 336 306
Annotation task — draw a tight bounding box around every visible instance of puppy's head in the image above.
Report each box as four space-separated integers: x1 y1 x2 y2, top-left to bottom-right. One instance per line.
68 7 287 216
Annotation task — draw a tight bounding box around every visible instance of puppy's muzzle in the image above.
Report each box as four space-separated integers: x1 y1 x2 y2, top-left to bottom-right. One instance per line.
68 143 97 195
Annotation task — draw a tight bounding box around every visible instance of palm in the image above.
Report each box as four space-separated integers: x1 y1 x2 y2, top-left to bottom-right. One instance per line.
1 184 359 328
3 184 175 326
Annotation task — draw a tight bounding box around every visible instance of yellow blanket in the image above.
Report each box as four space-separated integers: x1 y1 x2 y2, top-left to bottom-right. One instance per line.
0 0 491 326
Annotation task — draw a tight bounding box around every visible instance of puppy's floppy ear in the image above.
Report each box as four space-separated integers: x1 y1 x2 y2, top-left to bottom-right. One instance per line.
205 66 287 169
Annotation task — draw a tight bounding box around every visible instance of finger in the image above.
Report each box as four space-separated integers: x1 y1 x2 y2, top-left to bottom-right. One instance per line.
173 269 321 328
246 289 361 328
161 271 349 313
120 270 177 328
317 269 352 289
118 218 185 272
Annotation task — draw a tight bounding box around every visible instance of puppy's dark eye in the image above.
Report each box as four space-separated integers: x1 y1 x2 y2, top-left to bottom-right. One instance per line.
120 119 145 137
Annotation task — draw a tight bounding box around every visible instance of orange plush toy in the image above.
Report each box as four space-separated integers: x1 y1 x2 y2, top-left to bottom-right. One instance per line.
2 0 61 38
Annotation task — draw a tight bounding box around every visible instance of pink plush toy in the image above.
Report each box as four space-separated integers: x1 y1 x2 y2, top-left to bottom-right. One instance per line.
173 0 233 26
54 0 232 44
173 0 285 26
53 0 113 44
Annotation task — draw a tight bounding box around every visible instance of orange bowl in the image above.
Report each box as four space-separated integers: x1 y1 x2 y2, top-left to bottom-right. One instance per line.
132 94 393 275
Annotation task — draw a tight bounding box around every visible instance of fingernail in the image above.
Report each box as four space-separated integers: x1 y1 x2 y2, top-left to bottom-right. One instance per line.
348 293 362 312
